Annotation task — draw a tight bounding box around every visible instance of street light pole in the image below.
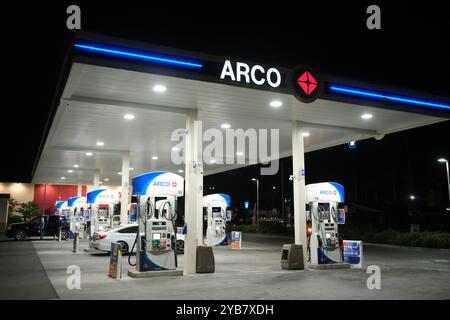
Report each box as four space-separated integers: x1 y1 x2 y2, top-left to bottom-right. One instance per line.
438 158 450 205
252 178 259 225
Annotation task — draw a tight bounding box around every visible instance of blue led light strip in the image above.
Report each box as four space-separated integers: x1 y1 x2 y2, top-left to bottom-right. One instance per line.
329 85 450 111
74 43 203 69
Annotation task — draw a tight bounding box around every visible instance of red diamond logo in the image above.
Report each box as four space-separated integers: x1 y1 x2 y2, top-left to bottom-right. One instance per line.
297 71 318 96
172 181 177 188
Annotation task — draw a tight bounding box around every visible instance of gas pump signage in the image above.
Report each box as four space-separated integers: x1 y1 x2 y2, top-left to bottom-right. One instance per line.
305 182 344 202
68 196 87 208
87 189 120 204
132 171 184 196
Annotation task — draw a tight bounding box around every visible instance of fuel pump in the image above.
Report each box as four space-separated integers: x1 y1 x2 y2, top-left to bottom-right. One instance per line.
128 171 184 274
57 200 71 221
203 194 231 246
67 196 88 239
86 189 120 240
305 182 346 265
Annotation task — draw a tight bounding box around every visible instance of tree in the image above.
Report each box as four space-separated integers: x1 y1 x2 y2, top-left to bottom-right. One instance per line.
8 198 19 216
16 202 41 221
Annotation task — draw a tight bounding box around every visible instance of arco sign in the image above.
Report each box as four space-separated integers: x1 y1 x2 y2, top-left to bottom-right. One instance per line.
220 60 282 88
292 66 320 103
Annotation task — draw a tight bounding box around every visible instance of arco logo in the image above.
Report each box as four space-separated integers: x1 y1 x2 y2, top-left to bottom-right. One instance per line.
297 71 317 96
292 66 320 103
172 181 178 188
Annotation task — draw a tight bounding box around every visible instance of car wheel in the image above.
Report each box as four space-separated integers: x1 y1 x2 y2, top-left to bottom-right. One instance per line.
176 240 184 254
118 241 129 255
14 230 26 241
61 230 69 240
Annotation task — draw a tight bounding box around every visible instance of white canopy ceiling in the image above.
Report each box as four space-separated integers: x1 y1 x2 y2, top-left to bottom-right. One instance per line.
32 62 446 185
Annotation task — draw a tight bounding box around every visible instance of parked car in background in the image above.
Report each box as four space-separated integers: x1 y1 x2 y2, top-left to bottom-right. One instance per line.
90 223 185 254
90 224 139 254
6 215 70 240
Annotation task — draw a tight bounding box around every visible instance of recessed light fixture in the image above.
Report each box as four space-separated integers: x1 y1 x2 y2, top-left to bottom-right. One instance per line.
172 147 179 151
153 84 167 93
118 172 122 175
152 156 159 160
270 100 283 108
361 113 373 120
210 159 217 164
221 123 231 129
96 141 105 146
67 170 73 173
236 151 244 156
73 164 79 168
60 177 66 180
104 178 109 182
86 152 93 156
178 170 184 173
129 167 134 171
123 113 135 120
302 132 310 137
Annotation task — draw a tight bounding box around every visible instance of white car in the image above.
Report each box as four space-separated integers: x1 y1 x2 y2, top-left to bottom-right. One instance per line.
90 223 185 254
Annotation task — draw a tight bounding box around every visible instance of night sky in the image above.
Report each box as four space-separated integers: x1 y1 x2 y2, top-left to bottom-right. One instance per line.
6 2 450 226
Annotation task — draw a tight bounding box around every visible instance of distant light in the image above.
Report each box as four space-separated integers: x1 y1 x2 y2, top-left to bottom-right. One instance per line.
273 186 276 190
67 170 73 173
302 132 310 137
153 84 167 93
118 172 122 175
270 100 283 108
221 123 231 129
438 158 448 163
236 151 244 156
178 170 184 173
73 165 79 168
409 195 415 200
172 147 179 151
210 159 217 164
98 181 103 185
96 141 104 146
361 113 373 120
60 177 66 180
348 141 357 149
104 178 109 182
129 167 134 171
86 152 93 156
123 113 135 120
152 156 159 160
251 178 257 182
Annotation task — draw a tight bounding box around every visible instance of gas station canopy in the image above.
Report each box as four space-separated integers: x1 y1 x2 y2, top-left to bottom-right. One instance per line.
32 32 449 185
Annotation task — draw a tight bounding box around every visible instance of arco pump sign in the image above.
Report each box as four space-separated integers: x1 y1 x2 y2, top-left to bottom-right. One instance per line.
219 60 320 103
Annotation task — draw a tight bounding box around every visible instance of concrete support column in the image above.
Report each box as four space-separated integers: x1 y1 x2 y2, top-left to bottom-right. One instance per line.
184 110 203 275
120 152 130 225
77 184 82 197
292 121 308 261
93 172 100 187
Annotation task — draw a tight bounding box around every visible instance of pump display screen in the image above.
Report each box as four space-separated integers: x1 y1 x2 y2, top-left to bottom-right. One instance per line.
152 233 161 240
152 221 166 226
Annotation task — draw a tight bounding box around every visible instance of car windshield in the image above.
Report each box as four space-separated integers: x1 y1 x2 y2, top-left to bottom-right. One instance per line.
30 216 41 223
